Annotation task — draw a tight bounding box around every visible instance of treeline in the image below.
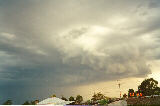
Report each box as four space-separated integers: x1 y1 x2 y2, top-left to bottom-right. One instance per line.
2 100 38 105
2 92 115 105
128 78 160 97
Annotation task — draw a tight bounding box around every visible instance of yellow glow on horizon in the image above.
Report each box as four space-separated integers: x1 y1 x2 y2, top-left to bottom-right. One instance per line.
147 60 160 86
69 77 144 100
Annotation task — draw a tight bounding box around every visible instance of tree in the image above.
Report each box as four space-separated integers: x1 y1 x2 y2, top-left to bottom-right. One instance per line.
154 87 160 95
3 100 12 105
85 100 92 105
123 93 127 98
91 92 106 103
76 95 83 104
98 99 109 105
22 100 39 105
138 78 158 96
22 101 30 105
51 94 56 98
33 100 39 105
30 100 36 105
61 96 68 101
69 96 75 101
68 96 75 105
128 89 134 97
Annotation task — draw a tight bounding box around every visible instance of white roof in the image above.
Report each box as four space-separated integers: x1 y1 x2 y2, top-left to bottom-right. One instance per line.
145 96 151 97
37 97 74 105
145 95 160 97
153 95 160 97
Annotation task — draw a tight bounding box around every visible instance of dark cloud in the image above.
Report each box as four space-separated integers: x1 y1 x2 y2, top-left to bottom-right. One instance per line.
0 0 160 104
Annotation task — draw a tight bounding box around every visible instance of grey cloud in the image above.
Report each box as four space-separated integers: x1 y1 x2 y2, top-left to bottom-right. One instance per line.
0 0 160 104
55 27 152 80
148 0 160 8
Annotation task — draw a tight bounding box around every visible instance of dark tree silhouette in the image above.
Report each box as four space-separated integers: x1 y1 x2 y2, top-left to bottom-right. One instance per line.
76 95 83 104
61 96 68 101
22 101 30 105
69 96 75 101
154 87 160 95
22 100 39 105
123 93 127 98
3 100 12 105
68 96 75 105
128 89 134 97
91 92 106 103
138 78 158 96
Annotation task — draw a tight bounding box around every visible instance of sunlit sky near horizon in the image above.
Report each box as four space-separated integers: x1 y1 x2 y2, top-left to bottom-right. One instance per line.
0 0 160 104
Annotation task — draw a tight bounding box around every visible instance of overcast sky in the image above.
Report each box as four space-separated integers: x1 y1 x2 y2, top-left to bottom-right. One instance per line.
0 0 160 104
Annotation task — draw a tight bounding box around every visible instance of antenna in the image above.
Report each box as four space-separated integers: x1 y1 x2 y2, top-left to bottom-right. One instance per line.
117 80 121 98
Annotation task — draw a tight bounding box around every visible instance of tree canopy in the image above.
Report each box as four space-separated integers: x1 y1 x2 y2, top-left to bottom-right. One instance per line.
51 94 56 98
138 78 159 96
128 89 135 97
61 96 68 101
3 100 12 105
91 92 106 102
76 95 83 104
22 101 30 105
69 96 75 101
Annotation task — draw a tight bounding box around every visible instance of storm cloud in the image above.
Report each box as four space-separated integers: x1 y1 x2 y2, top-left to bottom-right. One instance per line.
0 0 160 104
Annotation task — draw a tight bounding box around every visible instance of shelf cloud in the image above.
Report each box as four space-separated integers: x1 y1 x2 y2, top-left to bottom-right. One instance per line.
0 0 160 104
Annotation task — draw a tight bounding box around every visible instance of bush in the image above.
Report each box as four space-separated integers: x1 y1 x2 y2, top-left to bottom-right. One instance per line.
98 99 109 105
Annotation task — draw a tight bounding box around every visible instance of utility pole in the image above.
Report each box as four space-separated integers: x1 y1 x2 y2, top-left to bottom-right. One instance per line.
117 80 121 98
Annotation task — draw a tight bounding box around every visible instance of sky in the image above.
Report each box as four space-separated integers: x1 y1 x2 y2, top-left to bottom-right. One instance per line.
0 0 160 104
